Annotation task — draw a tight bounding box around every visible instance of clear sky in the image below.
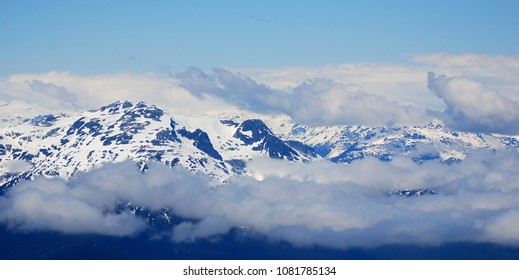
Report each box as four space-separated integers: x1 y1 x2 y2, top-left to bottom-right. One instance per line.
1 0 518 75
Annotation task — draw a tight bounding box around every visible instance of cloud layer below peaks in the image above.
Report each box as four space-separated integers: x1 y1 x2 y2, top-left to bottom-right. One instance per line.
2 150 519 248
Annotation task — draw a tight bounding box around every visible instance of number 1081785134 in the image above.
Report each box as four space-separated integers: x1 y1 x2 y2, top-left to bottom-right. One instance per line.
276 267 336 276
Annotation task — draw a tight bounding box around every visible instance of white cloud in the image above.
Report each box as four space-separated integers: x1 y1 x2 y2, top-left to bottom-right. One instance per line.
236 53 519 129
178 67 286 114
178 68 432 126
236 53 519 103
288 78 430 126
235 63 443 110
0 71 233 118
1 159 32 174
1 149 519 248
412 53 519 92
172 217 231 243
485 210 519 243
0 177 146 236
0 66 436 127
0 76 80 115
1 52 518 132
427 72 519 134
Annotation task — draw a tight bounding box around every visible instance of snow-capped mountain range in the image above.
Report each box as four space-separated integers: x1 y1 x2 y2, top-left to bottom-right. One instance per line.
1 100 519 191
0 101 314 190
284 121 519 163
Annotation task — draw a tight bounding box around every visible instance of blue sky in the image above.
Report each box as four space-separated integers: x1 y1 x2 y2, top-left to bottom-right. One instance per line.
1 0 518 75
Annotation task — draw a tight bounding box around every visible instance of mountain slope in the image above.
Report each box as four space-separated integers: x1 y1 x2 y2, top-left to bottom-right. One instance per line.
283 120 519 163
0 101 315 190
2 100 519 192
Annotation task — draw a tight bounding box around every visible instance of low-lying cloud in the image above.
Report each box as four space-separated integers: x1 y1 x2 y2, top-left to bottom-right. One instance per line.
2 149 519 248
1 159 33 174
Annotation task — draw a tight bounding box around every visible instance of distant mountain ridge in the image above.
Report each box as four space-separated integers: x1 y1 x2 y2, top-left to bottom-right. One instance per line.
281 120 519 164
0 101 314 191
1 100 519 191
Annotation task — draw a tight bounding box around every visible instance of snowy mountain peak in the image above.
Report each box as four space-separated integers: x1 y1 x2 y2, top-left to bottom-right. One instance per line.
24 113 69 127
0 101 316 190
282 119 518 164
233 119 312 161
1 100 518 192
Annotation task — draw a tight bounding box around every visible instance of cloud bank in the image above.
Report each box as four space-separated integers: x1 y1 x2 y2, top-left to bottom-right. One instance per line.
0 71 233 118
428 72 519 134
2 149 519 248
178 67 431 126
1 53 518 133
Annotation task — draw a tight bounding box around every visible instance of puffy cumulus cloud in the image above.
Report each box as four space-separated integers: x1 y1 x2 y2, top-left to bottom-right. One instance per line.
2 150 519 248
238 53 519 112
3 53 518 132
240 151 519 247
0 178 146 236
428 72 519 134
289 79 430 126
0 161 209 236
178 68 431 126
177 56 517 129
236 63 447 113
1 53 518 128
239 54 519 99
412 53 519 92
178 67 287 114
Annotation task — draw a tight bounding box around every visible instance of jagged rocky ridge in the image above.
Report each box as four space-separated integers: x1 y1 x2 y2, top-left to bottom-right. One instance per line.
282 121 519 164
0 101 315 191
1 100 519 196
